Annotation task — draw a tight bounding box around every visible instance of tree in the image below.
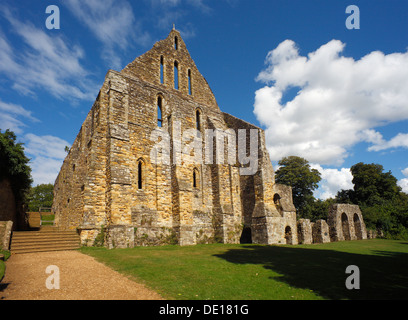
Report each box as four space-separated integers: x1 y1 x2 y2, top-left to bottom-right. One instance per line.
0 129 32 204
27 183 54 212
336 162 408 239
275 156 321 218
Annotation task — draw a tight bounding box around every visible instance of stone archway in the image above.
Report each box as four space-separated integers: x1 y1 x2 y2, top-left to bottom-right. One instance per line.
354 213 363 240
341 213 351 241
285 226 292 244
240 227 252 244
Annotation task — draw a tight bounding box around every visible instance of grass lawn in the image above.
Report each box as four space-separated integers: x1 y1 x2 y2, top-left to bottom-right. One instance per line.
80 239 408 300
40 214 55 226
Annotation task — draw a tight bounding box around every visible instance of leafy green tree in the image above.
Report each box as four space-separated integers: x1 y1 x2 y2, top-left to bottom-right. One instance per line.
275 156 321 218
302 197 336 221
27 183 54 212
336 162 408 239
0 129 32 204
350 162 400 206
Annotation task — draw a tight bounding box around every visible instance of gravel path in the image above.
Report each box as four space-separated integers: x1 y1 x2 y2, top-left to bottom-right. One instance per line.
0 250 163 300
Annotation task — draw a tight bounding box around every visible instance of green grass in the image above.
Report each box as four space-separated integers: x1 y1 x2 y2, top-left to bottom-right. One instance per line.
41 214 55 226
80 239 408 300
0 250 10 282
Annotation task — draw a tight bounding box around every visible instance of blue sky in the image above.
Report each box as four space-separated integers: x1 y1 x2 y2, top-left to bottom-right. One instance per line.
1 0 408 198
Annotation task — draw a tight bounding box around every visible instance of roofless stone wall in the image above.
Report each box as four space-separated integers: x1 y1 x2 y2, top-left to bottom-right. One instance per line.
53 29 368 248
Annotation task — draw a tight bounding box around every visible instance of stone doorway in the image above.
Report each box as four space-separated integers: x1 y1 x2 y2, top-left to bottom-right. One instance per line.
354 213 363 240
240 227 252 244
285 226 292 244
341 213 351 241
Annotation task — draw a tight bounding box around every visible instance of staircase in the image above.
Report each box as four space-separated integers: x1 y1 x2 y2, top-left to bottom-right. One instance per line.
10 228 81 254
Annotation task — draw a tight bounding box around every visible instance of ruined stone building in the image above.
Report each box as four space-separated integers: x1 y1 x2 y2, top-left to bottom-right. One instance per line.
52 29 299 248
52 29 367 248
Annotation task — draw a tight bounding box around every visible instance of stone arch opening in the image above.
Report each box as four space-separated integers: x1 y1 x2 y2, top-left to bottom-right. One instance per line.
160 55 164 84
240 227 252 244
188 69 192 95
354 213 363 240
285 226 292 244
273 193 281 205
274 193 283 215
195 108 201 132
137 158 145 190
341 212 351 241
174 61 179 90
157 96 163 127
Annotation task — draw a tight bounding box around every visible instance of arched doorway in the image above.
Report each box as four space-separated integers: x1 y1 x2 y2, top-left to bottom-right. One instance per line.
341 213 351 241
240 227 252 244
354 213 363 240
285 226 292 244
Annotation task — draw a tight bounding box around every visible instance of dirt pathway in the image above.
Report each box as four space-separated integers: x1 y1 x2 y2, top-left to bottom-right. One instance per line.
0 250 163 300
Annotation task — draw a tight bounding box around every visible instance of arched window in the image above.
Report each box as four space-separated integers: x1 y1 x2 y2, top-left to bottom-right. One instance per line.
174 61 179 90
196 109 201 131
175 36 178 50
137 160 143 190
160 56 164 84
273 193 281 205
157 96 163 127
188 69 192 95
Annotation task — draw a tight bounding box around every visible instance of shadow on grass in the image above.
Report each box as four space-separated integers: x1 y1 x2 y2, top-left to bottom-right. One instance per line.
213 243 408 300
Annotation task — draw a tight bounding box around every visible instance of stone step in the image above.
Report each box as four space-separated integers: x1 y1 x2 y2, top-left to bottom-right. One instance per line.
12 231 78 237
10 244 80 254
10 230 81 254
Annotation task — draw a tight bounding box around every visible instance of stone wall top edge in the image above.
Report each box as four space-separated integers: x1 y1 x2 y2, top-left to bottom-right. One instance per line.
222 112 262 131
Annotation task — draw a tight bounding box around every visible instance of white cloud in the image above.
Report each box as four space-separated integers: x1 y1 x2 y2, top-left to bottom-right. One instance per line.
23 134 70 186
65 0 150 69
311 164 353 200
0 99 39 134
0 99 68 186
398 168 408 193
0 9 97 102
368 132 408 151
254 39 408 166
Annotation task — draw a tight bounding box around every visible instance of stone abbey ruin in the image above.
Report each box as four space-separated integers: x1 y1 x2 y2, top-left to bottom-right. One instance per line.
52 29 367 248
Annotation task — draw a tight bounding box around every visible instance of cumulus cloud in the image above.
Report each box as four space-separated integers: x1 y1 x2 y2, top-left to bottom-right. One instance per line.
368 132 408 151
23 134 70 186
254 39 408 166
311 164 353 200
